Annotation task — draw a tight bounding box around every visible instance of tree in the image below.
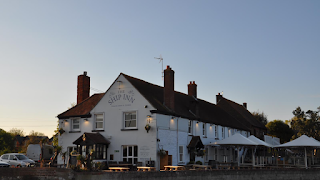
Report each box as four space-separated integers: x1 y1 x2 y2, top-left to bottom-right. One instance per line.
9 128 25 137
291 106 320 140
252 110 268 125
266 120 294 143
0 129 14 155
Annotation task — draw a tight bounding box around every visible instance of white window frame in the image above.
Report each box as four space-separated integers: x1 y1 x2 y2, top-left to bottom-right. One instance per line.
202 123 206 137
94 113 104 130
72 118 80 131
222 127 225 139
179 145 184 162
122 145 138 164
123 111 137 129
188 120 192 134
215 125 218 138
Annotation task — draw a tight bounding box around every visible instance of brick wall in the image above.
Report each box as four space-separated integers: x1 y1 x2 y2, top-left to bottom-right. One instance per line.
2 168 320 180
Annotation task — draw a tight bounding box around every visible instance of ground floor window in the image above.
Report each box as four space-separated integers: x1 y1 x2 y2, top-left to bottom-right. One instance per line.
94 144 107 159
179 145 184 162
122 145 138 164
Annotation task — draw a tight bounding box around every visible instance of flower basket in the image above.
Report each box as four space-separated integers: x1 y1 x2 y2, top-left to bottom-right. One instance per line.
59 128 65 135
145 124 151 133
159 149 166 158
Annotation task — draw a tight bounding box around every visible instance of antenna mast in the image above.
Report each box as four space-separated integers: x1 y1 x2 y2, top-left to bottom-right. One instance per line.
154 54 164 80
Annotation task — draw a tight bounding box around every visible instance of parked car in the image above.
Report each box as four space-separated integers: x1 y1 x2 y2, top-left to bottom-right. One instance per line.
0 161 10 168
0 153 35 167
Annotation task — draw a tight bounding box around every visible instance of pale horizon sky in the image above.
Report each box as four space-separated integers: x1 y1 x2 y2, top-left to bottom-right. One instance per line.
1 1 319 137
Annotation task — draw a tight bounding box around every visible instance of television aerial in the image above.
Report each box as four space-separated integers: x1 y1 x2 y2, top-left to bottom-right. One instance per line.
154 54 164 80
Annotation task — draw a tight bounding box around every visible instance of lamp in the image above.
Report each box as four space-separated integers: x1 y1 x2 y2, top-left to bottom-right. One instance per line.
147 115 152 123
84 119 88 121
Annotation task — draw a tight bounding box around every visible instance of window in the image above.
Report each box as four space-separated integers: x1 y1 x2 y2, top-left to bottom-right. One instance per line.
95 114 104 130
124 111 137 129
72 119 80 131
214 125 218 138
95 144 107 159
222 127 225 139
188 120 192 134
1 155 8 160
202 123 206 137
179 146 184 162
122 145 138 164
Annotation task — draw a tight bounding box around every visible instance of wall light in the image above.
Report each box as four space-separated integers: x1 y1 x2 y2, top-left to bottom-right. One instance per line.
84 119 88 121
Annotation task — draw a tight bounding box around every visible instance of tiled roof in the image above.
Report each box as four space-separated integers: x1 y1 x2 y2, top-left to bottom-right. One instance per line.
73 132 110 145
57 93 105 119
122 74 250 131
187 136 204 149
216 97 267 130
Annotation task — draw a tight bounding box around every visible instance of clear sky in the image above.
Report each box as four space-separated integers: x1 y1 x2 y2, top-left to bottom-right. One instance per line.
1 1 319 137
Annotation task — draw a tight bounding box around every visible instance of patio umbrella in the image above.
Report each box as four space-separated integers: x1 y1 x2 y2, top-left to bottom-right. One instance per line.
209 133 258 166
275 135 320 168
248 135 273 165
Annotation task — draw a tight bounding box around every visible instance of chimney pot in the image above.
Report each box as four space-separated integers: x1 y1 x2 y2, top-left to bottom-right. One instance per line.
243 103 247 109
84 71 87 76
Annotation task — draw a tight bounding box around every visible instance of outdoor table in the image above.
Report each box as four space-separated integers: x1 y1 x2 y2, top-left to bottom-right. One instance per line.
108 167 130 172
192 165 212 170
164 165 185 171
137 166 156 171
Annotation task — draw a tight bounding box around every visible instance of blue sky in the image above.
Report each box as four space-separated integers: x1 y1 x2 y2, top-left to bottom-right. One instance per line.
1 1 319 137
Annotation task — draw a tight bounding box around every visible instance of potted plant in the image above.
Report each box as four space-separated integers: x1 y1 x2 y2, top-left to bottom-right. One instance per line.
145 124 151 133
159 148 166 158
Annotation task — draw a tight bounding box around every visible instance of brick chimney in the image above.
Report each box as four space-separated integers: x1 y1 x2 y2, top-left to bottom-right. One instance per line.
77 71 90 104
164 65 175 110
188 81 197 98
243 102 247 109
216 93 223 104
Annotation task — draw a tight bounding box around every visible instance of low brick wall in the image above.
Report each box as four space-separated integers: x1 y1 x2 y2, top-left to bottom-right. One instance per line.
1 168 320 180
0 168 73 180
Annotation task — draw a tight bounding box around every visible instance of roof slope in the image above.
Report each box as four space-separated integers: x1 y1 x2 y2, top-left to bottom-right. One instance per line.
57 93 105 119
216 97 267 130
122 74 250 131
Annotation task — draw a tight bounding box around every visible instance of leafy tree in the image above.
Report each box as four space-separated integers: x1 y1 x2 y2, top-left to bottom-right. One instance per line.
0 129 14 155
252 110 268 125
266 120 294 143
291 106 320 140
29 130 45 137
9 128 25 137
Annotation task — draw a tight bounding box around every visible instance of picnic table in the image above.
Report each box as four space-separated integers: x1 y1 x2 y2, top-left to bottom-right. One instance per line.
191 165 213 170
108 167 130 172
137 166 156 171
164 165 186 171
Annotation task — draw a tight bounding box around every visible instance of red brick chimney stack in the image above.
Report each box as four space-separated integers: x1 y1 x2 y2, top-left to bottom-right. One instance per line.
188 81 197 98
77 71 90 104
164 65 175 110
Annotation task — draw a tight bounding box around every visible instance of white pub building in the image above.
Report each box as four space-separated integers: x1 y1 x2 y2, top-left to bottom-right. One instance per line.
57 66 266 170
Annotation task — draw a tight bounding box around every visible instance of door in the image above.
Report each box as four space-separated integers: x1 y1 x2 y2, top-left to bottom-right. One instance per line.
9 155 18 166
